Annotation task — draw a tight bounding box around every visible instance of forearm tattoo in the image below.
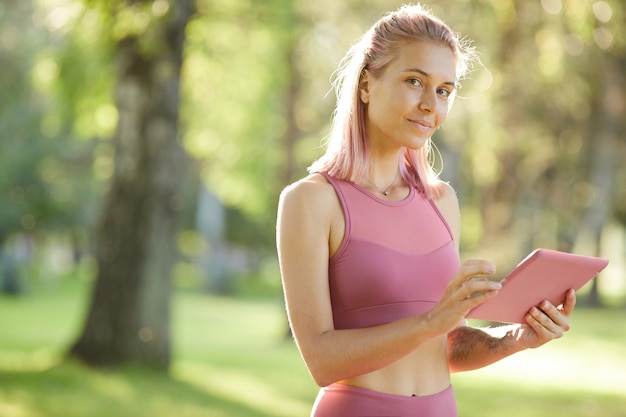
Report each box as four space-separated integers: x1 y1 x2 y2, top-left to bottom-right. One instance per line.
449 326 514 363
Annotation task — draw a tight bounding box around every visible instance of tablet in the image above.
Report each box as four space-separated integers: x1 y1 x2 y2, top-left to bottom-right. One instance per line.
466 249 609 324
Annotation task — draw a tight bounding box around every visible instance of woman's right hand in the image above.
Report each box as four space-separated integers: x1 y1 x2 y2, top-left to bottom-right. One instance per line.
426 259 501 335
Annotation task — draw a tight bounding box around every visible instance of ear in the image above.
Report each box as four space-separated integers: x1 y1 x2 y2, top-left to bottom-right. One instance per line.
359 70 370 104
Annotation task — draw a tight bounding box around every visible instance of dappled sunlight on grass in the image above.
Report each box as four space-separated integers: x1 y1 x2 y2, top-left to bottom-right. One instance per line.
0 349 58 372
459 309 626 397
172 292 319 412
0 360 284 417
455 308 626 416
453 376 626 417
1 286 625 416
174 361 312 417
453 339 626 396
172 292 287 354
0 402 40 417
85 368 137 404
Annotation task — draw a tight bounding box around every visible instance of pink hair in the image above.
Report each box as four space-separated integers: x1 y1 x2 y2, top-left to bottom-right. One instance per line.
308 4 475 200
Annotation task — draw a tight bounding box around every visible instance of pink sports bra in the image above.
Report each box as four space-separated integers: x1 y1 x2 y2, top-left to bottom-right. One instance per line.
322 172 460 330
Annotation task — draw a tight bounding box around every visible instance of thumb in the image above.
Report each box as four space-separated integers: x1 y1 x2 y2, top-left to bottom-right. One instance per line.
561 289 576 316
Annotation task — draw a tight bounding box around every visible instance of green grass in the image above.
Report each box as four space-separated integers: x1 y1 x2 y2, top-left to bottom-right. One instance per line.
0 279 625 417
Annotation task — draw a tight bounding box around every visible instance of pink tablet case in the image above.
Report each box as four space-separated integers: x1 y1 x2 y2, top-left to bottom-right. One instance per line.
467 249 609 324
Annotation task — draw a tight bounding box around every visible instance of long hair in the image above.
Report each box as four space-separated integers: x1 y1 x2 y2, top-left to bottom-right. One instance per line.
308 4 475 199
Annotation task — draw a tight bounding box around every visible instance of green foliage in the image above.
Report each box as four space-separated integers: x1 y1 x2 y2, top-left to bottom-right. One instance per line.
0 1 97 243
182 1 292 228
1 0 625 279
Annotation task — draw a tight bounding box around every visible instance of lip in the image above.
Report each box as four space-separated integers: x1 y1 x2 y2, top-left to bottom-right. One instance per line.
407 118 434 132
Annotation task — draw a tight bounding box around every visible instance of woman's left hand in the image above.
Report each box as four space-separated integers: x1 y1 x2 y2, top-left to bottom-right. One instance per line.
518 289 576 349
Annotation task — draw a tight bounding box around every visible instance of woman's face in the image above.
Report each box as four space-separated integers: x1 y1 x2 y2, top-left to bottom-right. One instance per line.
360 40 457 151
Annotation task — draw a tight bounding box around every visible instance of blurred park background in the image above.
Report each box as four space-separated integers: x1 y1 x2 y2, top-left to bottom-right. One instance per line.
1 0 625 416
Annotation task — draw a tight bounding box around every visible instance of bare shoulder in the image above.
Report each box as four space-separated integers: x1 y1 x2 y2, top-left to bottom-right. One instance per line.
279 173 339 216
433 182 459 212
277 173 343 262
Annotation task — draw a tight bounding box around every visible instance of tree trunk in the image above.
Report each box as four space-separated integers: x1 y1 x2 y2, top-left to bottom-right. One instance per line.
70 0 194 368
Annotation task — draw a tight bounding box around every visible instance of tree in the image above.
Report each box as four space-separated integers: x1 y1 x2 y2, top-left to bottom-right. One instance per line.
0 0 102 293
70 0 195 368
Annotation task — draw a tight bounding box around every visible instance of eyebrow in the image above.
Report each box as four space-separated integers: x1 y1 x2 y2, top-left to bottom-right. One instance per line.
402 67 456 88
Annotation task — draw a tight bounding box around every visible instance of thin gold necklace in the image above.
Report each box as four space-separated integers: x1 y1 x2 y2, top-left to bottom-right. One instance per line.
364 171 399 196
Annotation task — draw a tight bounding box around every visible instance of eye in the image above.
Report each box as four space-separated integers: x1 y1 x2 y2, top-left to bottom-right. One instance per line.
408 78 423 87
437 88 451 98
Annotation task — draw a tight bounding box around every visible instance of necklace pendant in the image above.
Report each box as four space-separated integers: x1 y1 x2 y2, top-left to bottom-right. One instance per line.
383 190 390 196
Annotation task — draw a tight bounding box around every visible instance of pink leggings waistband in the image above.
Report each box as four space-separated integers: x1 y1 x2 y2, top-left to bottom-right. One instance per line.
311 383 458 417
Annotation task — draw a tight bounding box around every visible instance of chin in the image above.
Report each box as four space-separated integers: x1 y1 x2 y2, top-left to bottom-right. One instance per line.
405 137 429 150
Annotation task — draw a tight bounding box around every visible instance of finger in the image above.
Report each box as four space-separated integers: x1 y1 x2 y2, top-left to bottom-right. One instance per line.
525 311 559 341
450 259 496 286
462 278 503 299
461 282 502 309
529 305 567 337
525 312 558 341
538 301 571 329
560 289 576 316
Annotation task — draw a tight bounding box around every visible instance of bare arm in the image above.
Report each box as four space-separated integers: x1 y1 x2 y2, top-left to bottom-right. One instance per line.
433 183 577 373
277 176 501 387
447 324 524 372
448 289 576 372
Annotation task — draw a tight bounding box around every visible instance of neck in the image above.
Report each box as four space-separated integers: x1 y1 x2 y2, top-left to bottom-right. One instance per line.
364 161 401 196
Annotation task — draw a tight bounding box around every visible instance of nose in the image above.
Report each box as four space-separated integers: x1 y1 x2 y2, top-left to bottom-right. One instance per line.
418 89 436 112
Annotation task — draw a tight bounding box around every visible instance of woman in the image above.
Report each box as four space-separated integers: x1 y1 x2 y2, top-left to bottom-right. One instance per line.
276 5 575 416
